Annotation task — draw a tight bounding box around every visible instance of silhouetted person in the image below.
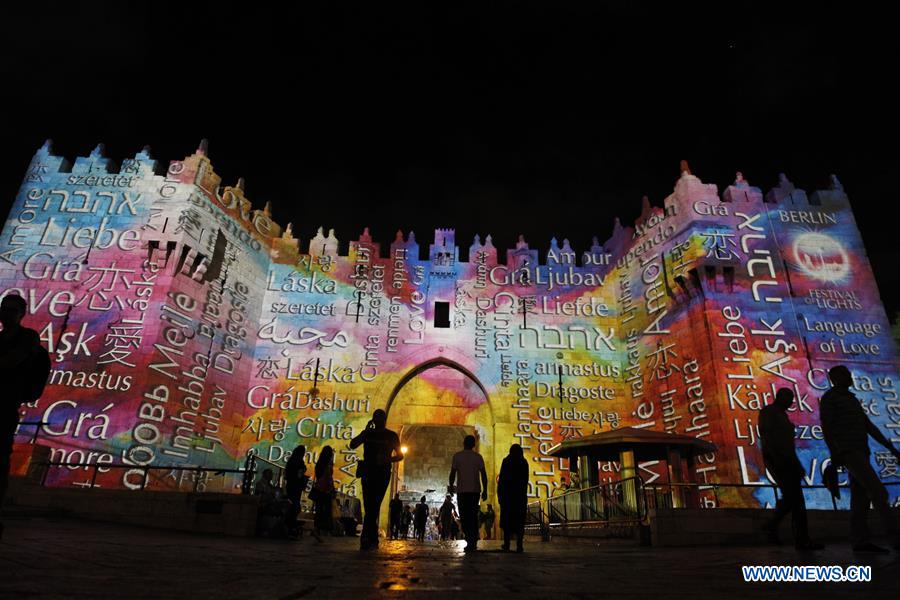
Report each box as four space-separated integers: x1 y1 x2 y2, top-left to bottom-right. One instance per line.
389 493 403 539
0 294 42 540
482 504 496 540
568 471 582 490
758 388 822 550
254 468 277 498
349 409 403 550
439 495 456 540
283 445 309 539
330 493 342 536
498 444 529 552
311 445 334 542
820 365 900 553
340 498 357 536
352 496 362 529
449 434 487 552
401 505 413 539
414 496 428 541
253 468 284 536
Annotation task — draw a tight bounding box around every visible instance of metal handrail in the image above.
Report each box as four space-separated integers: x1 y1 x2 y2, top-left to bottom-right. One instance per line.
242 450 297 495
14 421 47 444
526 476 649 533
643 481 900 490
525 498 551 540
547 476 648 525
525 476 900 534
248 453 286 484
643 480 900 511
36 460 251 493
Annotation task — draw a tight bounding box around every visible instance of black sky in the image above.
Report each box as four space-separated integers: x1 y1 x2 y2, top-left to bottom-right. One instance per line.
2 2 897 318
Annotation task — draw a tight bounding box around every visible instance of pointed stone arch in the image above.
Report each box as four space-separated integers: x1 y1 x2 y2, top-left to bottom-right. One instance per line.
378 351 513 518
384 356 493 421
372 345 511 425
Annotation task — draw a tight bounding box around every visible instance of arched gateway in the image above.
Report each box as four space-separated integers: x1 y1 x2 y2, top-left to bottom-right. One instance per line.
384 357 499 514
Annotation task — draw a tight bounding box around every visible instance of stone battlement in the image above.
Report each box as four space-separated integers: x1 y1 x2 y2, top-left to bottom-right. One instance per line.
21 140 852 267
3 138 894 509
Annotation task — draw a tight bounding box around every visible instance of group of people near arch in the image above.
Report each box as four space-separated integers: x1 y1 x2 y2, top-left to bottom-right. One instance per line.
264 409 529 553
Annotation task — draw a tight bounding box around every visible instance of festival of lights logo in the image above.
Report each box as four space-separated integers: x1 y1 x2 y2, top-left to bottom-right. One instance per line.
792 231 850 282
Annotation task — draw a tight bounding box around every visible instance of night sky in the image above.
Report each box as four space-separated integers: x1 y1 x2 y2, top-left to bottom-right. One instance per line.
2 2 897 319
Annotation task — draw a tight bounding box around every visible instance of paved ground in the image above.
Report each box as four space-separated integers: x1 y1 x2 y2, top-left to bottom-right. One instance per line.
0 517 898 599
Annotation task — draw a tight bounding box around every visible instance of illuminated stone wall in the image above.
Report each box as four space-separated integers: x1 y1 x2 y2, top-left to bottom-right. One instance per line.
2 142 897 507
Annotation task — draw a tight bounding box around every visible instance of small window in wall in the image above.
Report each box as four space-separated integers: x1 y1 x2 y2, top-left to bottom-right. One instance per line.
688 268 703 296
174 244 192 275
704 265 717 293
723 266 735 293
147 240 160 262
434 301 450 328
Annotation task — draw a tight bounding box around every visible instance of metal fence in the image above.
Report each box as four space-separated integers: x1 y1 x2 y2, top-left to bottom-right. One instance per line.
31 450 363 518
243 452 286 493
14 420 46 444
32 451 305 495
20 421 898 510
643 480 900 512
525 477 900 535
17 422 266 494
36 460 251 493
547 476 647 525
526 476 647 533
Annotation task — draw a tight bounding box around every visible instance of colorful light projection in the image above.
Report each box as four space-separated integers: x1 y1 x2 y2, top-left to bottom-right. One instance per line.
1 144 897 508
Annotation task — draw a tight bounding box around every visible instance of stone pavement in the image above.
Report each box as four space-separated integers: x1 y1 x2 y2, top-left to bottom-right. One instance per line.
0 517 897 599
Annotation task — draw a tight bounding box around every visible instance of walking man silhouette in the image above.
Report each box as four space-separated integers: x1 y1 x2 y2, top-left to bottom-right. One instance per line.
449 434 487 553
758 387 822 550
350 409 403 550
0 294 43 540
820 365 900 553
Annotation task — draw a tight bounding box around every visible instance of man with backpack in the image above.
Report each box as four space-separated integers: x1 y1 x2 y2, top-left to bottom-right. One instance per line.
349 409 404 550
0 293 47 539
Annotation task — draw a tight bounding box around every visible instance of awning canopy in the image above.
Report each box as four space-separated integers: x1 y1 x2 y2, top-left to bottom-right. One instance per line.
547 427 717 463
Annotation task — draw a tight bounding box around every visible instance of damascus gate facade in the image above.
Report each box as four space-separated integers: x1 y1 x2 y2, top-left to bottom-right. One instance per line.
2 141 898 509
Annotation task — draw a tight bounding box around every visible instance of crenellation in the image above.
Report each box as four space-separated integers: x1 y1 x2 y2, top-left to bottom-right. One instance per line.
669 160 720 208
70 144 116 175
723 172 763 204
502 234 533 271
24 140 71 182
25 143 860 257
3 141 895 508
809 174 851 208
765 173 808 205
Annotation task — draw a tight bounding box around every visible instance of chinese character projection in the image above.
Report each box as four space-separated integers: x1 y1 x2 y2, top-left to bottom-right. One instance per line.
2 143 897 506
